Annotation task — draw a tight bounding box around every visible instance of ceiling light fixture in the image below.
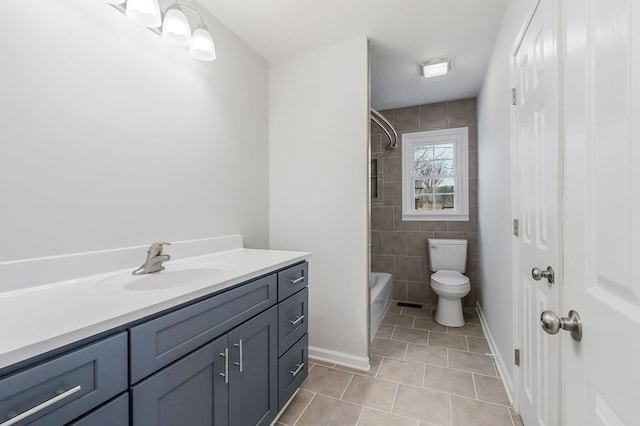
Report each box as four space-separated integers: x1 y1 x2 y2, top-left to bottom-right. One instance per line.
100 1 216 62
418 57 452 79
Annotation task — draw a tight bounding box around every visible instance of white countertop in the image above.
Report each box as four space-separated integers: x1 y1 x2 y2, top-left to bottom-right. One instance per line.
0 236 309 371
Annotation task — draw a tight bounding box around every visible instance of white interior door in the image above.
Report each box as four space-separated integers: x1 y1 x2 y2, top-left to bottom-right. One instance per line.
562 0 640 424
512 1 560 425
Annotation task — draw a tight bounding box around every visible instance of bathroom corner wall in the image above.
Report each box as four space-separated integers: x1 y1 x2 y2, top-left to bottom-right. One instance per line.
370 98 478 307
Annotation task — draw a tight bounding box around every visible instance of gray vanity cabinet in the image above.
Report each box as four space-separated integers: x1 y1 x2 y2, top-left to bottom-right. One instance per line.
0 261 307 426
131 304 279 426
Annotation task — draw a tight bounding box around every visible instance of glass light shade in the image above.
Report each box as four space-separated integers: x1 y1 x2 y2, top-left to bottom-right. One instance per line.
162 7 192 46
418 58 452 79
126 0 162 28
189 27 216 61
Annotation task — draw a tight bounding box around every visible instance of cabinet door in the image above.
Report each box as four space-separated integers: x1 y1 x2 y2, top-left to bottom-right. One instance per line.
131 335 229 426
228 306 278 426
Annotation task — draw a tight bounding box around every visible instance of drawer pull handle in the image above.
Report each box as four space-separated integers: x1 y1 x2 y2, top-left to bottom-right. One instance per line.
289 363 305 377
288 315 305 326
233 340 243 372
1 385 81 426
290 276 305 285
219 348 229 384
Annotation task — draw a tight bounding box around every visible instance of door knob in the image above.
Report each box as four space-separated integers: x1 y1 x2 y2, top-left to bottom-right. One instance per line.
532 266 555 284
540 310 582 341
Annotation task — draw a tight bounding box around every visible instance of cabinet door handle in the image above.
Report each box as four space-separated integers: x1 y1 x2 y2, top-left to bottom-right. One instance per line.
288 315 305 326
290 276 305 285
218 348 229 384
233 340 243 372
289 363 305 377
1 385 82 426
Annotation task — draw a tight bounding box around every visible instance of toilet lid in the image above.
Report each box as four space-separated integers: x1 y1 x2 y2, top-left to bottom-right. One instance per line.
432 270 469 286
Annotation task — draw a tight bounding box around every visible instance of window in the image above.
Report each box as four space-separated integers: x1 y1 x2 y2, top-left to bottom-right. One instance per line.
401 127 469 221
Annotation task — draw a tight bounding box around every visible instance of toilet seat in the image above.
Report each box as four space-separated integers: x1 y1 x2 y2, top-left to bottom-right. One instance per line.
431 270 470 287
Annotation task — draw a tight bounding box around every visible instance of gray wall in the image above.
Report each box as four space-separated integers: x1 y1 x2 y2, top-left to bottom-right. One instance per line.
370 98 478 307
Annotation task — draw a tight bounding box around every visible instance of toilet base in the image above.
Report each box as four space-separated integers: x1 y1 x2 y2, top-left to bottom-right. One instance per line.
434 296 465 327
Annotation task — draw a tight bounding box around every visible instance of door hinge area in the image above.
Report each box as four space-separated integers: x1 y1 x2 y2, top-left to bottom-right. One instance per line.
514 349 520 366
513 219 519 236
511 88 517 105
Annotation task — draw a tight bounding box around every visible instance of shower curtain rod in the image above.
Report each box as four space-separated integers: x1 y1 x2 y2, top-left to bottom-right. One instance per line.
370 108 398 149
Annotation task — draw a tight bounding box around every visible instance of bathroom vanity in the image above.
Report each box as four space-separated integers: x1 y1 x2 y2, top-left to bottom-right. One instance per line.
0 236 309 426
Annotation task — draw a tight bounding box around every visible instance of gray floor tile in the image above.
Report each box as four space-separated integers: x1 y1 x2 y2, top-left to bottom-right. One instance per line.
377 358 425 387
296 395 362 426
450 396 513 426
448 350 497 376
428 331 468 351
278 389 315 425
392 327 429 345
423 365 475 398
404 343 448 367
466 337 491 354
300 365 354 398
341 375 398 411
392 385 450 425
413 317 447 333
400 306 431 318
447 323 485 338
371 338 408 359
382 313 415 328
357 408 420 426
375 324 394 339
474 375 510 406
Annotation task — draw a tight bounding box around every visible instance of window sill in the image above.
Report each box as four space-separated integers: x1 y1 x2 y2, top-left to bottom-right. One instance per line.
402 213 469 222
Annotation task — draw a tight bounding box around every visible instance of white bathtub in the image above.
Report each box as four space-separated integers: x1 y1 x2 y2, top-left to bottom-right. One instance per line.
370 272 393 342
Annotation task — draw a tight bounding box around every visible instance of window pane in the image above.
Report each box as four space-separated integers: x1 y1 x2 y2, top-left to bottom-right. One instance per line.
414 193 435 211
415 146 433 162
433 178 455 210
433 144 454 160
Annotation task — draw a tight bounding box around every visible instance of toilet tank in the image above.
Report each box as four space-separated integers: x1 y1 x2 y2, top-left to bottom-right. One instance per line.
428 239 467 273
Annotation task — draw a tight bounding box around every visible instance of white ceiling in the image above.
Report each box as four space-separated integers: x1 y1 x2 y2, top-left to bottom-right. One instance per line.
198 0 509 110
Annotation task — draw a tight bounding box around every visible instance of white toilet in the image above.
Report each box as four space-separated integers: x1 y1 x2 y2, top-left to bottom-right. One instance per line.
428 238 471 327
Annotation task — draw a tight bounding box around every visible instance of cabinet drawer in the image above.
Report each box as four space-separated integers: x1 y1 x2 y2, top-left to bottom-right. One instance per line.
277 262 308 301
0 333 127 426
278 287 308 356
68 393 129 426
278 334 308 410
130 273 277 383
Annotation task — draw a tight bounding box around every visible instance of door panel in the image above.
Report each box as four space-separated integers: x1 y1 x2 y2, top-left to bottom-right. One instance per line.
229 306 278 426
513 1 560 424
564 0 640 423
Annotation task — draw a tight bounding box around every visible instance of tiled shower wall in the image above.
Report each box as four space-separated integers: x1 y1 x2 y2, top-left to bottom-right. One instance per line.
370 98 478 307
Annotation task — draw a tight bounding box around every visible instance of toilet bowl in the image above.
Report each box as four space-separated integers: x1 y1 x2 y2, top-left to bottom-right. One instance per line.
430 270 471 327
428 239 470 327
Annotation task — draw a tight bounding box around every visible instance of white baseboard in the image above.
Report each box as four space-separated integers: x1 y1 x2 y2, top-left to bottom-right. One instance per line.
308 346 370 372
476 303 514 404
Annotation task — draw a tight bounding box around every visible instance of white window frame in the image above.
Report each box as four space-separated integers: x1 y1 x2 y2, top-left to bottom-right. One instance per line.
401 127 469 221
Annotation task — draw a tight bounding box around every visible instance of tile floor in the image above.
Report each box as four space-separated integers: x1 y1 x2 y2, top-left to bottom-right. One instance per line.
275 305 524 426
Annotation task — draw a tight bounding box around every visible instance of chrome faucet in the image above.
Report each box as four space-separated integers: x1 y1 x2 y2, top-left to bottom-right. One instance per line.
132 242 172 275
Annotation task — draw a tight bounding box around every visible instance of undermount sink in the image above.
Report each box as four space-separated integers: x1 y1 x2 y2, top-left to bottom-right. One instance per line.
96 263 236 291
